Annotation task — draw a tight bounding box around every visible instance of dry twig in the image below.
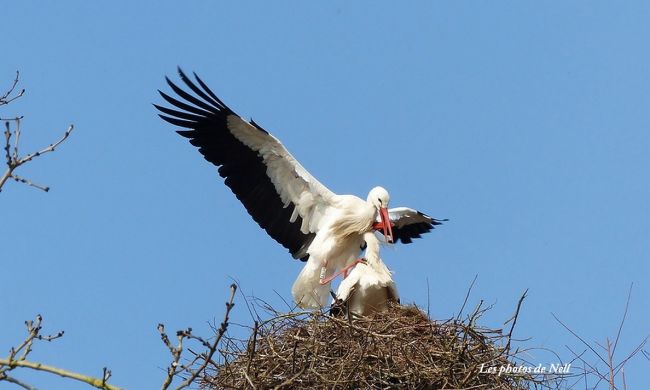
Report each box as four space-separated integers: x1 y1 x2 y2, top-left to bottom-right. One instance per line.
159 283 237 390
0 71 75 192
553 283 648 390
0 315 122 390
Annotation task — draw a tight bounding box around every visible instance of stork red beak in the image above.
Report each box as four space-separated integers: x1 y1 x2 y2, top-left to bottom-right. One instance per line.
379 207 394 243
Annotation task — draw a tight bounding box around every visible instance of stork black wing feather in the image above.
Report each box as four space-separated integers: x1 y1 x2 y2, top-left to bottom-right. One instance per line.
156 69 314 261
154 104 205 122
165 77 217 113
391 213 446 244
159 90 213 117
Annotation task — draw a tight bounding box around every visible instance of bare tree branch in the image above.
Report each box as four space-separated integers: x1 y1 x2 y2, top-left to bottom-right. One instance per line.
159 284 237 390
504 288 528 354
456 273 478 321
1 374 36 390
554 286 648 390
0 72 75 193
612 283 633 357
0 71 24 106
17 124 74 166
0 315 123 390
10 174 50 192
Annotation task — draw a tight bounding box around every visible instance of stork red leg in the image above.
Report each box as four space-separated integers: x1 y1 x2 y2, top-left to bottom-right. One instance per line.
320 258 366 285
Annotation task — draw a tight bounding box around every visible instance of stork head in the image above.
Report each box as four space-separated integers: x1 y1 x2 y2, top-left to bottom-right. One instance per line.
367 186 393 243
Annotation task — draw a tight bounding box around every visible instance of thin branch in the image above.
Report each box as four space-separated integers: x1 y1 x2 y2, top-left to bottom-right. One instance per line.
175 284 237 389
12 117 21 160
243 370 257 389
504 288 528 353
0 71 24 106
0 123 75 192
612 283 633 357
246 321 259 374
565 345 609 384
622 367 627 390
613 335 648 376
554 288 648 390
158 325 187 390
11 174 50 192
426 277 430 318
18 124 74 165
456 273 478 321
606 338 615 390
4 123 11 165
159 284 238 390
1 375 36 390
102 367 112 389
272 364 306 390
0 315 120 390
0 359 123 390
0 72 76 193
552 313 609 367
0 169 12 191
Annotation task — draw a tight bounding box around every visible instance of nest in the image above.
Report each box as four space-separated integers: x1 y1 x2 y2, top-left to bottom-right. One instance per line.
203 304 546 389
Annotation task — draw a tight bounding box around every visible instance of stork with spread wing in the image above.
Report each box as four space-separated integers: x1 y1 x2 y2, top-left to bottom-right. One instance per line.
156 69 445 308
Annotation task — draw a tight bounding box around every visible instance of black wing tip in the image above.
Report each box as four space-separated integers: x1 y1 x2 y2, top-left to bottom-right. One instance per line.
174 67 198 87
158 113 176 124
164 75 176 88
432 218 449 225
176 129 194 138
167 69 191 87
418 211 448 226
177 67 195 88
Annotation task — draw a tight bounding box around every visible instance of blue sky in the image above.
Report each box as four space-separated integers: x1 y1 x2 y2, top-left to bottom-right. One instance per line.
2 1 648 388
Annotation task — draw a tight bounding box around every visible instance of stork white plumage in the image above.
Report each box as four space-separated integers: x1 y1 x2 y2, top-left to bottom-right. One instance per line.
334 232 399 317
156 69 445 308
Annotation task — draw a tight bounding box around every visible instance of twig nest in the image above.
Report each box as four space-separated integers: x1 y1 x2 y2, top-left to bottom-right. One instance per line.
204 304 541 389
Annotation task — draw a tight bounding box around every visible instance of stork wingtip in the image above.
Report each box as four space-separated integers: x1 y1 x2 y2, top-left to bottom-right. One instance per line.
430 217 449 227
177 67 190 82
164 75 177 89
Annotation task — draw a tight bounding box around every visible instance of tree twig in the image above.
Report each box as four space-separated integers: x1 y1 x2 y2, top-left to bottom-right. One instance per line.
456 274 478 321
612 283 633 357
0 71 24 106
0 72 75 193
17 124 74 166
177 284 237 389
0 315 122 390
0 359 123 390
159 284 238 390
1 374 36 390
504 288 528 353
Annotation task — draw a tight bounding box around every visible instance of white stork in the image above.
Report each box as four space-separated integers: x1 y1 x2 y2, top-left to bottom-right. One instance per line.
156 69 445 308
334 231 399 317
